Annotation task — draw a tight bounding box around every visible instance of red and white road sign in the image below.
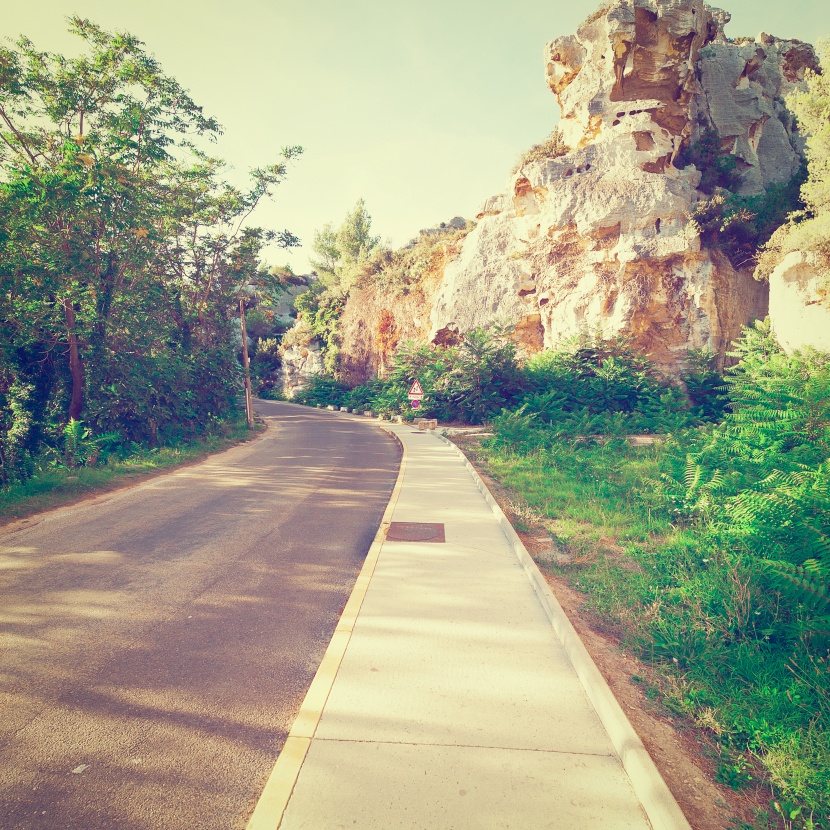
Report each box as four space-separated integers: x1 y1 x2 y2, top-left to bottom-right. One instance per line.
411 399 421 409
408 380 424 400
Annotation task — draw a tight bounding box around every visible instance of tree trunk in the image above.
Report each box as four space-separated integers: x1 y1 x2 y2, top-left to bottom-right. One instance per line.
63 298 85 421
239 298 254 429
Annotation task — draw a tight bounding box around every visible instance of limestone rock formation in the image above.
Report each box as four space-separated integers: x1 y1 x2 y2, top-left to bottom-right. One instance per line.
281 0 819 393
281 342 324 397
429 0 816 368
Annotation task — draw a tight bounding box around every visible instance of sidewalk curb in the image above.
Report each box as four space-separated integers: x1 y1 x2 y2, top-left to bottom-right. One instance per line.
245 427 407 830
435 432 692 830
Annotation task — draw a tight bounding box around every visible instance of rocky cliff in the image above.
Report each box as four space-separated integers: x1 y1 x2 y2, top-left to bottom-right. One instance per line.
285 0 818 393
428 0 816 370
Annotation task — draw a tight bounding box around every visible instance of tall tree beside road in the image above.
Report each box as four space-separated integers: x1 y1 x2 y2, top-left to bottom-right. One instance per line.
0 18 300 470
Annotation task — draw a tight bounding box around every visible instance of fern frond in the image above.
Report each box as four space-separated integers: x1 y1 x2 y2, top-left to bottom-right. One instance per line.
764 559 830 614
684 458 701 490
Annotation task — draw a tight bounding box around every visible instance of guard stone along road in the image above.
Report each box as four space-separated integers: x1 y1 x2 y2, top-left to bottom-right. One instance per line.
0 401 400 830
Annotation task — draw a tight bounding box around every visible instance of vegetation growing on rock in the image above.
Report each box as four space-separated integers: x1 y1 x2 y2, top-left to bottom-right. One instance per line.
512 127 570 173
282 202 471 385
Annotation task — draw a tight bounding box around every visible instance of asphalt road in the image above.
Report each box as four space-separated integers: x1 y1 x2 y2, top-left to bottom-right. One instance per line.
0 401 401 830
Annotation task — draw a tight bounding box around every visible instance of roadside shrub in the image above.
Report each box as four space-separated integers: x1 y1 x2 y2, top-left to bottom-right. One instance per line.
383 328 524 424
292 374 349 408
346 379 391 411
514 335 693 439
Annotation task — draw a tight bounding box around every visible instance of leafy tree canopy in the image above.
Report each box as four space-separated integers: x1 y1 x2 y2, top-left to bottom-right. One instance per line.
310 198 379 293
0 18 300 479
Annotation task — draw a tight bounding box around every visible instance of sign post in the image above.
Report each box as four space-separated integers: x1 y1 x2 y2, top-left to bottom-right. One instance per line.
407 380 425 410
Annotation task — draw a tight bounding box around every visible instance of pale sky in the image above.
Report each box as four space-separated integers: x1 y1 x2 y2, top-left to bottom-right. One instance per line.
3 1 828 273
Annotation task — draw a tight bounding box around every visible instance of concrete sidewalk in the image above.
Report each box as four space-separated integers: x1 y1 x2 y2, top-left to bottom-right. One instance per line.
247 420 691 830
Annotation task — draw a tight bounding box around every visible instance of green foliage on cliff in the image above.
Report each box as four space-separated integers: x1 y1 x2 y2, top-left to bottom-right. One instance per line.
289 200 383 374
691 167 808 269
291 283 345 374
362 223 471 293
677 126 743 194
512 127 570 173
286 204 471 377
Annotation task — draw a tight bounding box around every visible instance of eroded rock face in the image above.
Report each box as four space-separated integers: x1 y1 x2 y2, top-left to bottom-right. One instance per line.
281 342 324 397
768 252 830 354
429 0 815 368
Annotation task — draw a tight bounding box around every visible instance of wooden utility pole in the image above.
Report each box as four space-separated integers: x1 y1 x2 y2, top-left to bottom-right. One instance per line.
239 298 254 428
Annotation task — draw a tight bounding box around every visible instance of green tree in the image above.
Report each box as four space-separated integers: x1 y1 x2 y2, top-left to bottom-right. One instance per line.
0 19 222 420
309 198 379 293
309 223 340 284
791 39 830 218
0 18 300 455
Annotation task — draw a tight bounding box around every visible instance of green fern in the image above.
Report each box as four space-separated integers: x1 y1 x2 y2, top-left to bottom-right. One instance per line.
765 559 829 611
63 418 90 469
764 557 830 644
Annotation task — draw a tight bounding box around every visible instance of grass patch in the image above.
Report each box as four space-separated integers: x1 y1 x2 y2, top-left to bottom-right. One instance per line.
481 439 669 544
0 413 260 526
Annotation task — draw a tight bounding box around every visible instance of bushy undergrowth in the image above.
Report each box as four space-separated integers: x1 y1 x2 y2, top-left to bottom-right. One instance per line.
513 336 700 439
292 375 350 408
295 327 525 424
293 329 724 432
480 319 830 828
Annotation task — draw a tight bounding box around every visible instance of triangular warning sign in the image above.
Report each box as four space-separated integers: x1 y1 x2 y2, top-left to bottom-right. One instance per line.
408 380 424 396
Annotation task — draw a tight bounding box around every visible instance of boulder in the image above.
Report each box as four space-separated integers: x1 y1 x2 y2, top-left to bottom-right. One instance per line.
281 341 324 397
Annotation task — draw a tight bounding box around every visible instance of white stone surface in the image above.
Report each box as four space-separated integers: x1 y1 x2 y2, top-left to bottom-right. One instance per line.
281 341 324 397
769 251 830 354
282 741 649 830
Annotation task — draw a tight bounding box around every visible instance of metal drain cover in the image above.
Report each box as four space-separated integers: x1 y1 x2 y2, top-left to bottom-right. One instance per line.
386 522 446 543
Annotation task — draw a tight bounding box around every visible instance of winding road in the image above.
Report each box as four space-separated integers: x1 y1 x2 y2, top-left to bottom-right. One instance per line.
0 401 400 830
